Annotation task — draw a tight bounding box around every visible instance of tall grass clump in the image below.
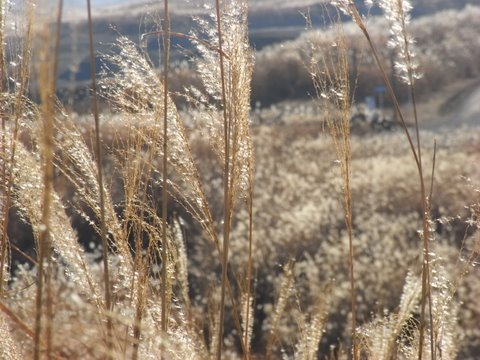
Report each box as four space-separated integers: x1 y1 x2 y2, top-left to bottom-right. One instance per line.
187 1 255 358
308 12 358 358
0 2 333 354
327 0 471 358
100 0 255 356
0 0 35 295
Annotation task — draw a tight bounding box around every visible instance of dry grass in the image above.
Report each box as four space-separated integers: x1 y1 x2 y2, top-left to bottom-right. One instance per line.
0 0 479 359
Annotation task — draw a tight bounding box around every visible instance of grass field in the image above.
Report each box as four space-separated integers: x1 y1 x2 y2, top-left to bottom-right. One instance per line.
0 0 479 359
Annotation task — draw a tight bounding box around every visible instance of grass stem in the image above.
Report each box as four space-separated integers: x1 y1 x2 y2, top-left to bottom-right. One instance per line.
243 191 253 360
161 0 171 355
86 0 113 355
215 0 232 358
345 6 434 359
0 0 8 296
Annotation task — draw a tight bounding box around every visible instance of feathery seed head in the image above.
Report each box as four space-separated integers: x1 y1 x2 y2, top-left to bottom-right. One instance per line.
377 0 421 85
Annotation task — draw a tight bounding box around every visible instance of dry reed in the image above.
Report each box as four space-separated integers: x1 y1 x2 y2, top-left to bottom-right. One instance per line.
0 0 477 359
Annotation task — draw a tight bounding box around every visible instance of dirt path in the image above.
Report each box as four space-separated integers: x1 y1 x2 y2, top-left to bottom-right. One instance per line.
455 82 480 125
424 79 480 130
351 78 480 134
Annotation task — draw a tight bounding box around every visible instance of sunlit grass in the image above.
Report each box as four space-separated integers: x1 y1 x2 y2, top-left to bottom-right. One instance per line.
0 0 479 359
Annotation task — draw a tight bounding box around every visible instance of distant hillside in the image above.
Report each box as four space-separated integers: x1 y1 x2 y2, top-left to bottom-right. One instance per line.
53 0 480 110
250 4 480 107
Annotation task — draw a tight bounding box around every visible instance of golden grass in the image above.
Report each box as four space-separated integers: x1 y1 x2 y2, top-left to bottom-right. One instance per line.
0 1 478 359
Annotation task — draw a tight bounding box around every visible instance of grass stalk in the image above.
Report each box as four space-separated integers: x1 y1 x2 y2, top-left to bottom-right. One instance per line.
407 58 436 360
0 0 36 352
0 0 4 91
45 2 63 357
161 0 171 341
309 16 357 358
336 4 435 358
86 0 113 355
132 270 147 360
33 73 54 359
401 12 436 353
243 2 254 353
366 30 432 360
0 300 35 338
243 190 253 360
0 0 8 296
0 0 34 296
34 0 63 355
131 221 149 360
344 151 356 359
121 135 149 358
426 139 437 358
215 0 232 358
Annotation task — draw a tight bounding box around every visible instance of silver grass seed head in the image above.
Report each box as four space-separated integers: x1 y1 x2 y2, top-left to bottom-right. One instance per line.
331 0 356 17
377 0 421 85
